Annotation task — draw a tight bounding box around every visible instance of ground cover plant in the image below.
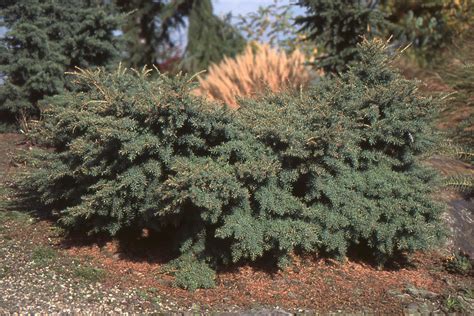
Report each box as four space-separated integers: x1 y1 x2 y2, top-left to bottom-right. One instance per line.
19 40 446 290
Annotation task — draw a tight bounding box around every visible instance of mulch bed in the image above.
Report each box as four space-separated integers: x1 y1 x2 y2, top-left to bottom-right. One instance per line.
63 237 465 314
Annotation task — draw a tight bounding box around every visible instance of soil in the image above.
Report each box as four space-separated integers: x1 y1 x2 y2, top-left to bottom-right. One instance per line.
0 133 25 178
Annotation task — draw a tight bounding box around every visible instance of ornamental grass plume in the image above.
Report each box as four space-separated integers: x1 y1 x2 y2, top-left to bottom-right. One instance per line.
194 43 314 108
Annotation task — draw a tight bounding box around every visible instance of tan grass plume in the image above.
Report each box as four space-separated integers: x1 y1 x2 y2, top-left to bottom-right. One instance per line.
194 43 314 108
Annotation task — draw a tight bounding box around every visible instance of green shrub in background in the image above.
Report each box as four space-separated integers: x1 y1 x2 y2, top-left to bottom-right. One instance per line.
0 0 123 130
19 40 446 290
294 0 473 73
438 32 474 150
380 0 473 65
438 33 474 195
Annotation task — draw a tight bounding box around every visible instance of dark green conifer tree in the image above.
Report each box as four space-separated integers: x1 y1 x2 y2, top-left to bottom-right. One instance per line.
0 0 122 128
183 0 246 73
295 0 383 74
114 0 245 73
114 0 195 68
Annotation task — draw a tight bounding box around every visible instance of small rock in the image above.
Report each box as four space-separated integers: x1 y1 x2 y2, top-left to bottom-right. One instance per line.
418 302 432 314
442 277 454 287
405 302 419 313
406 287 439 299
387 289 402 296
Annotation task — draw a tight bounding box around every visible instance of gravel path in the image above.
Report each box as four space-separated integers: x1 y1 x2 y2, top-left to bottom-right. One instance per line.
0 215 178 314
0 215 249 314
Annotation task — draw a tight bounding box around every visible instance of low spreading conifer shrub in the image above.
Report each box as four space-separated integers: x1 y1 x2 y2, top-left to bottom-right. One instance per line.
19 40 446 290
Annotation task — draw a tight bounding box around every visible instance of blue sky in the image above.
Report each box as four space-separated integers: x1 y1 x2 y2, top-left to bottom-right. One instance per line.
214 0 277 16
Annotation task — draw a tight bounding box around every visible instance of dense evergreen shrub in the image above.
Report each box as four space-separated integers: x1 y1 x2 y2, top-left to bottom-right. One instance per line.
20 40 446 290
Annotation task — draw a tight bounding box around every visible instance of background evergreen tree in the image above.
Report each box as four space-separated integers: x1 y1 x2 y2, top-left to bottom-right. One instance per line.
294 0 473 72
114 0 245 73
295 0 383 74
0 0 122 129
182 0 245 73
114 0 196 68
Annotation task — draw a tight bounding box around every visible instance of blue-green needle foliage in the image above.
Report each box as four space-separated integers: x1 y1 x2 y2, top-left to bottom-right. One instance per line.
19 40 446 290
0 0 123 128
